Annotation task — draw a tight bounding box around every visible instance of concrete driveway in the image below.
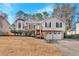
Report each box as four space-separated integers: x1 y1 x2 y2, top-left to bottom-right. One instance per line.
53 39 79 56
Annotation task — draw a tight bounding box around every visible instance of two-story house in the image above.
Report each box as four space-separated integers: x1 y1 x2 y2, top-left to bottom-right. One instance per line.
35 17 66 40
12 16 66 40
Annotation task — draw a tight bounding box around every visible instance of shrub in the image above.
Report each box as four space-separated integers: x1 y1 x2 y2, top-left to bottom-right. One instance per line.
26 30 35 36
65 34 79 40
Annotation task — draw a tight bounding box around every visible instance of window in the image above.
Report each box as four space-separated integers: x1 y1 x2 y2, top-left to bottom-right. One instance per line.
56 22 62 28
0 21 3 28
18 23 21 28
45 22 47 27
49 22 51 28
54 32 56 34
56 22 59 28
60 22 62 27
23 24 24 28
34 25 35 29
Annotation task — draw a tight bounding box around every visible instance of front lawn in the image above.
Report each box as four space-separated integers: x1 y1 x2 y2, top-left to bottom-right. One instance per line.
0 36 62 56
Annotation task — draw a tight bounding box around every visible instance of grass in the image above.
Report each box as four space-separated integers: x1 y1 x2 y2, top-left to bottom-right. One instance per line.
0 36 63 56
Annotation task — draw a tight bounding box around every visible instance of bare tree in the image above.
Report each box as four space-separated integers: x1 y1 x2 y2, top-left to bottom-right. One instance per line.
53 3 76 30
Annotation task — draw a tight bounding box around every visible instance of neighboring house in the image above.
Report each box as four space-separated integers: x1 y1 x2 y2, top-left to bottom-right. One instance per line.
67 29 76 35
76 22 79 34
66 22 79 35
35 17 66 40
0 12 10 35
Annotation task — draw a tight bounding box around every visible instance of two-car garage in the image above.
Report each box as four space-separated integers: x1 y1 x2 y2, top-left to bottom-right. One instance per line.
44 31 64 41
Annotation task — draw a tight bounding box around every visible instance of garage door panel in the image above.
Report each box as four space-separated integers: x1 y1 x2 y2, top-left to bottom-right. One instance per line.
53 32 63 39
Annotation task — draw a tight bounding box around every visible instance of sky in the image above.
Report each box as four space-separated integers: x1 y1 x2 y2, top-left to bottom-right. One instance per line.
0 3 79 26
0 3 54 24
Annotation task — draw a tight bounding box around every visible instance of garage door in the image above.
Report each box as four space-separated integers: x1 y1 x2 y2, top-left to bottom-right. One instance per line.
45 32 63 40
53 32 63 40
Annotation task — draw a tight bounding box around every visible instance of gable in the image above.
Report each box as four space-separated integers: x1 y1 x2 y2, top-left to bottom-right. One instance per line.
42 17 65 24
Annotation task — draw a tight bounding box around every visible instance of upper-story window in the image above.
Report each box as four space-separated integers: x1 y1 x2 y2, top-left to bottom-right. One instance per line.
56 22 59 28
45 22 51 28
18 23 21 28
45 22 47 27
56 22 62 28
49 22 51 28
60 22 62 27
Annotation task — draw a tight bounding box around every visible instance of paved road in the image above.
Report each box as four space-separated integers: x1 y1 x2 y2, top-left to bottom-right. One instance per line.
53 40 79 56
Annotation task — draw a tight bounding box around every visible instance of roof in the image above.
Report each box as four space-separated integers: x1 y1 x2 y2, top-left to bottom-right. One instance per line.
25 20 41 24
37 29 64 32
0 12 7 18
15 19 25 22
0 14 10 26
5 19 10 26
41 16 65 23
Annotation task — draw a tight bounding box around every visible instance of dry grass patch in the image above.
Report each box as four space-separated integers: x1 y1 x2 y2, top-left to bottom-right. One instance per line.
0 36 63 56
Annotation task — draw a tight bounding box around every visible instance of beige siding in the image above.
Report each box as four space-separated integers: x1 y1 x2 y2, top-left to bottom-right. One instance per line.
2 19 10 33
0 18 10 35
35 17 66 40
76 23 79 34
14 20 25 31
41 17 65 32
